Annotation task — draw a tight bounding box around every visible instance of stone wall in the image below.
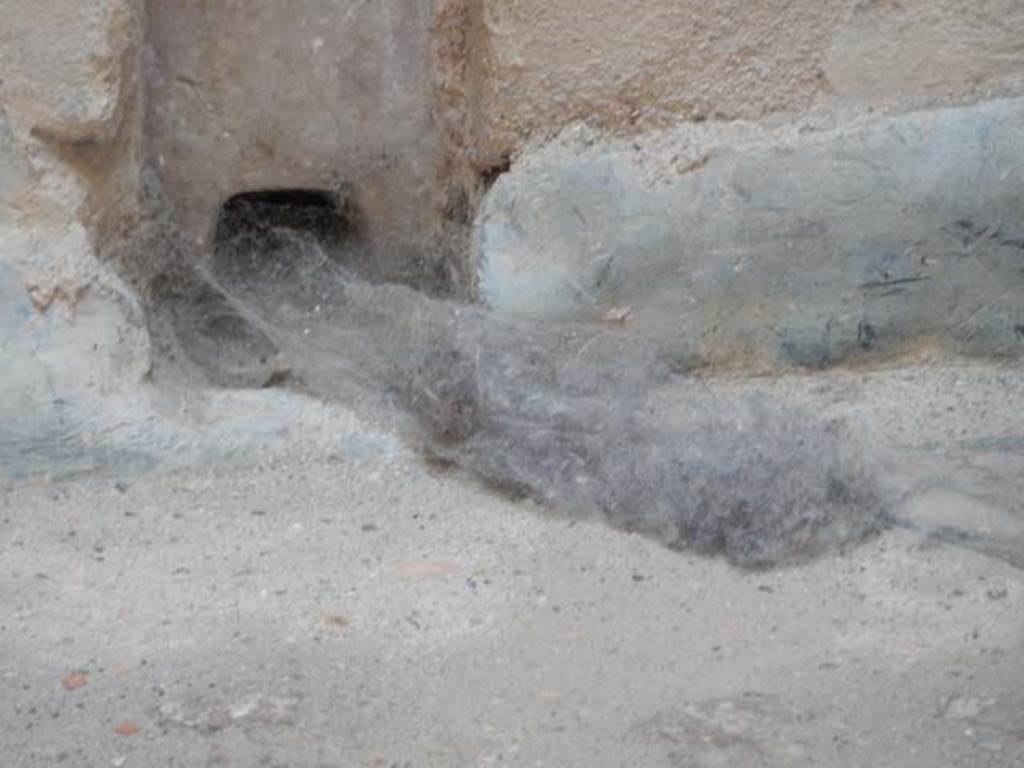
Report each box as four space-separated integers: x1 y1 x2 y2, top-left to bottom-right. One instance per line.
136 0 1024 297
1 0 1023 474
143 0 448 286
461 0 1024 368
0 0 150 475
477 97 1024 371
439 0 1024 173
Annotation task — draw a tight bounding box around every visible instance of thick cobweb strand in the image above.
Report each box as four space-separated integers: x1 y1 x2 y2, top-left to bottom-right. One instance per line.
206 229 885 567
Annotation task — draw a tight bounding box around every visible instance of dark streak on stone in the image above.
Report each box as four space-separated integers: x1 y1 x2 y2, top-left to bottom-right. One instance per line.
860 276 930 290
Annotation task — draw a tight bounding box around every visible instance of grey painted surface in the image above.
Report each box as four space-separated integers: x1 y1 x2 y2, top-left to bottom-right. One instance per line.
478 98 1024 369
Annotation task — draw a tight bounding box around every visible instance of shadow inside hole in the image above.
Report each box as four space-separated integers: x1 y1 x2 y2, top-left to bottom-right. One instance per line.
211 187 370 287
154 187 369 388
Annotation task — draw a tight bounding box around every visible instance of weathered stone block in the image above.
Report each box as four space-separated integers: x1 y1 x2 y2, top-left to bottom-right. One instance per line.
478 97 1024 369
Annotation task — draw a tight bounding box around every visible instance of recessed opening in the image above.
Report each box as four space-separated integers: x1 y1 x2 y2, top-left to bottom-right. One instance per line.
150 188 364 390
213 188 360 271
215 189 353 245
210 185 372 296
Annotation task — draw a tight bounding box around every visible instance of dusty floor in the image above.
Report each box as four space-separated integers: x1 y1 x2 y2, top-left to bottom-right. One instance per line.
2 362 1023 767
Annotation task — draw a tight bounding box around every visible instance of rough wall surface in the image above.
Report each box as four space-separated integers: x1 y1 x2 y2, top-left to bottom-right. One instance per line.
0 0 150 475
477 97 1024 371
827 0 1024 109
144 0 446 284
2 0 1024 477
465 0 843 167
1 0 143 277
447 0 1024 168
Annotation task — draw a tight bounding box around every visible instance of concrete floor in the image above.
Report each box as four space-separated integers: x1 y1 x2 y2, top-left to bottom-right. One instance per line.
2 363 1023 767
